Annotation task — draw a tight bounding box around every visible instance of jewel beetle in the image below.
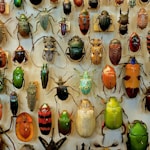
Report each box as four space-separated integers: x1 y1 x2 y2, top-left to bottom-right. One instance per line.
14 0 23 7
0 47 7 68
0 0 5 14
147 30 150 54
58 110 72 136
41 64 49 89
76 99 96 137
13 66 24 89
66 35 85 62
73 0 83 7
63 0 71 15
38 103 52 135
126 120 148 150
30 0 42 5
88 0 98 8
16 112 34 142
58 17 68 36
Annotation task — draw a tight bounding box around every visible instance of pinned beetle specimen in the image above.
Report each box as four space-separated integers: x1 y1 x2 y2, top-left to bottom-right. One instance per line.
115 0 124 5
30 0 42 5
12 45 28 64
147 30 150 54
79 9 90 35
16 112 34 142
142 87 150 111
63 0 71 15
109 39 122 66
76 99 96 137
88 0 98 8
128 0 136 8
0 47 7 68
20 144 35 150
0 0 5 14
66 35 85 61
34 7 56 33
137 8 148 30
26 81 38 111
41 64 49 89
39 128 67 150
73 0 83 7
13 0 24 8
38 103 52 135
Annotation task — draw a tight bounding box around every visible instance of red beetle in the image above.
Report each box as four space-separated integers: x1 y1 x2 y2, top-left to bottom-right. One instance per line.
0 0 5 14
73 0 83 6
79 9 90 35
115 0 124 5
0 48 7 68
129 32 140 52
16 112 34 142
38 103 52 135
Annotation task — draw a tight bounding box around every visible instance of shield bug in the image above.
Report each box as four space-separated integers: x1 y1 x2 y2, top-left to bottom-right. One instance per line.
97 10 111 31
109 39 122 66
118 9 129 25
39 128 67 150
66 35 85 61
13 66 24 89
88 0 98 8
63 0 71 15
16 112 34 142
137 8 148 30
20 144 35 150
38 103 52 135
12 45 28 64
76 99 96 137
0 47 7 68
0 0 5 14
79 9 90 35
58 110 72 136
128 0 136 8
41 64 49 89
90 38 104 65
126 120 148 150
73 0 83 7
129 32 140 52
147 30 150 54
30 0 42 5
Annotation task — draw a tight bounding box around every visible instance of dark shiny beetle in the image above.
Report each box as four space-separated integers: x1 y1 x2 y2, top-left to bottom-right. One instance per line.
0 0 5 14
142 87 150 111
0 47 7 68
147 30 150 54
58 17 68 36
63 0 71 15
41 64 49 89
88 0 98 8
13 45 28 64
30 0 42 5
119 24 128 35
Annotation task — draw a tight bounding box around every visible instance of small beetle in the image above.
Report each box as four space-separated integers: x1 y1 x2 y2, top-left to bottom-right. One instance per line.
115 0 124 5
0 70 5 92
14 0 23 7
13 66 24 89
38 103 52 135
142 87 150 111
97 10 111 31
16 112 34 142
79 9 90 35
0 0 5 14
126 120 148 150
41 64 49 89
30 0 42 5
0 47 7 68
109 39 122 66
73 0 83 7
90 38 104 65
119 24 128 35
129 32 140 52
88 0 98 8
58 110 72 135
26 81 38 112
63 0 71 15
118 9 129 25
39 128 67 150
66 35 85 61
137 8 148 30
76 99 96 137
20 144 35 150
128 0 136 8
147 30 150 54
13 45 28 64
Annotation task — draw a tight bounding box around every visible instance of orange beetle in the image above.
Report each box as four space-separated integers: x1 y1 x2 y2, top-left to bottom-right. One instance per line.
101 65 116 91
16 112 33 142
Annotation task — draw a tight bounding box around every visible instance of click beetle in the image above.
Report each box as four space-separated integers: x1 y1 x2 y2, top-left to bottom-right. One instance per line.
41 64 49 89
0 47 7 68
30 0 42 5
63 0 72 15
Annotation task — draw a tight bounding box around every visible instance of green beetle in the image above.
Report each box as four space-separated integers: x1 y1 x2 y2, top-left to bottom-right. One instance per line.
14 0 23 7
58 110 72 136
41 64 49 89
127 120 148 150
13 66 24 89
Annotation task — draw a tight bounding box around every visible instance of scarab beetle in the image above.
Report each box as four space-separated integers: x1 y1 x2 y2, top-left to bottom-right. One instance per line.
13 66 24 89
126 120 148 150
13 45 28 64
73 0 83 7
97 10 111 31
58 110 72 135
129 32 140 52
63 0 71 15
88 0 98 8
66 35 85 61
79 9 90 35
16 112 34 142
38 103 52 135
20 144 35 150
76 99 96 137
41 64 49 89
30 0 42 5
0 0 5 14
147 30 150 54
0 48 7 68
109 39 122 66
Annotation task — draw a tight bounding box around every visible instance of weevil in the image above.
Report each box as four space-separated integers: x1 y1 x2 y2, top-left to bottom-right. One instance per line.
39 128 67 150
34 7 56 33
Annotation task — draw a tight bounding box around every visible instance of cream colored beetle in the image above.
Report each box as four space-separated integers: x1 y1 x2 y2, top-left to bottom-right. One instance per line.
76 99 96 137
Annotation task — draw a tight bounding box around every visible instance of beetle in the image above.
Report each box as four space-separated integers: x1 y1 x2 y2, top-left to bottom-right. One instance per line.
13 66 24 89
41 64 49 89
0 47 7 68
97 10 111 31
13 0 23 7
88 0 98 8
50 0 58 3
30 0 42 5
13 45 28 64
128 0 136 8
137 8 148 30
139 0 149 3
142 87 150 111
73 0 83 7
115 0 124 5
0 101 2 120
34 7 56 33
20 144 35 150
119 24 128 35
109 39 122 66
79 9 90 35
147 30 150 54
76 143 91 150
63 0 71 15
58 110 72 136
0 0 5 14
126 120 148 150
26 81 38 112
16 112 34 142
90 38 104 65
66 35 85 61
76 99 96 137
38 103 52 135
118 9 129 25
39 128 67 150
129 32 140 52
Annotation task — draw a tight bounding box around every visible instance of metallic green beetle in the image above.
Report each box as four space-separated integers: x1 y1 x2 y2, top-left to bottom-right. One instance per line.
14 0 23 7
13 66 24 89
41 64 49 89
127 120 148 150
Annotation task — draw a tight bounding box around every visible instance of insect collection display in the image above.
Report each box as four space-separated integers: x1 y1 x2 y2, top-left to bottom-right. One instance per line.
0 0 150 150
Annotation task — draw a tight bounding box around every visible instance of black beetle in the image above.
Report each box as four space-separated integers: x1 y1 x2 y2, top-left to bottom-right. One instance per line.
142 87 150 111
88 0 98 8
119 24 128 35
30 0 42 5
63 0 71 15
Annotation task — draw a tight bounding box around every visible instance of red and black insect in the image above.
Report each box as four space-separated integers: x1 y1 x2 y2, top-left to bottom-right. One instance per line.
147 30 150 54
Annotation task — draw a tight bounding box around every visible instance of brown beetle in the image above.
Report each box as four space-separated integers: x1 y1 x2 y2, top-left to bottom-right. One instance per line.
0 0 5 14
109 39 122 66
115 0 124 5
137 8 148 30
73 0 83 7
90 38 103 65
0 47 7 68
